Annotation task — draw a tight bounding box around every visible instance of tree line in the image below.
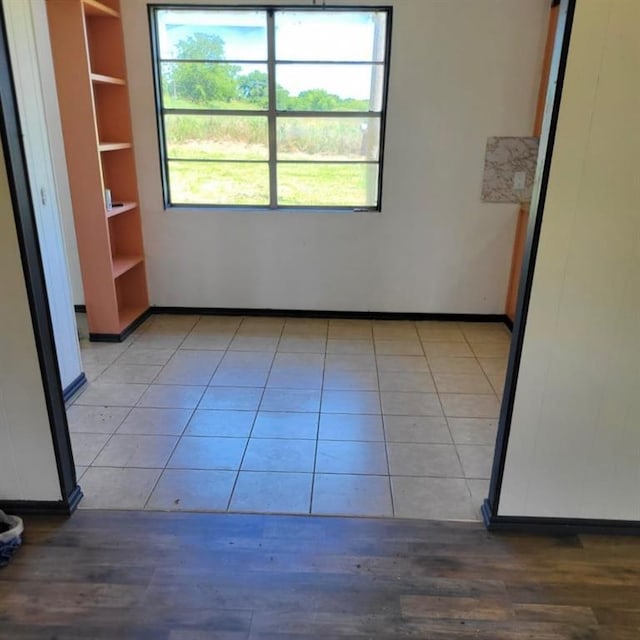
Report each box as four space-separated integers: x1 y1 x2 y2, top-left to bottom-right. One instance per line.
164 33 369 111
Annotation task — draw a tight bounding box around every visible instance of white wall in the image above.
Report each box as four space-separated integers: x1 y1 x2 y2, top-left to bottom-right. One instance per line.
30 0 85 306
3 0 83 390
499 0 640 520
120 0 547 312
0 136 62 502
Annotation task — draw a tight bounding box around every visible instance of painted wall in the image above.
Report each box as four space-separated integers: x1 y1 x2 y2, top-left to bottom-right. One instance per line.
30 0 85 306
499 0 640 520
0 134 62 502
119 0 548 312
3 0 83 390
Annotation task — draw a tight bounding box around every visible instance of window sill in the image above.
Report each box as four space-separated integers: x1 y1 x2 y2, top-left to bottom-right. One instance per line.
162 206 383 216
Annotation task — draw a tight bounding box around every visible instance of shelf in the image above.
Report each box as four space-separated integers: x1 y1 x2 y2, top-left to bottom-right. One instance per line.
82 0 119 18
99 141 132 152
112 254 144 279
106 201 137 218
117 305 149 333
91 73 126 86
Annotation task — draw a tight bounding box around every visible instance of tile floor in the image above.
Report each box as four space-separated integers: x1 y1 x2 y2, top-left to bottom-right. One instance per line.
68 314 510 520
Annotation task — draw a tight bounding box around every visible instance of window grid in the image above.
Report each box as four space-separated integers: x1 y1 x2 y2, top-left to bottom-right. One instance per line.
151 6 391 210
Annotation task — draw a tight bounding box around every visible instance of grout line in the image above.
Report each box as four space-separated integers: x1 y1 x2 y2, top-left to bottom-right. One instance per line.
225 316 285 512
370 322 396 516
308 319 329 515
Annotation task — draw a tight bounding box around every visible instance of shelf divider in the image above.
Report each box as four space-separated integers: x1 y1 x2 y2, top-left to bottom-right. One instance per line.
106 201 137 218
82 0 120 18
99 141 132 152
112 255 144 279
91 72 126 86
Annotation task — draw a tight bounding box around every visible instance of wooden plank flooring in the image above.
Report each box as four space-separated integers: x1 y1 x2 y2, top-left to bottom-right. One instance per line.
0 511 639 639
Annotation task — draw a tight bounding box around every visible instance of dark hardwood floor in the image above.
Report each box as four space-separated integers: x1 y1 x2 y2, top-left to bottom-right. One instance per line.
1 511 639 639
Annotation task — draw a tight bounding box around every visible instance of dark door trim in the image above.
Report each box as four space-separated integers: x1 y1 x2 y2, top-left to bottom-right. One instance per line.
0 6 81 515
484 0 579 529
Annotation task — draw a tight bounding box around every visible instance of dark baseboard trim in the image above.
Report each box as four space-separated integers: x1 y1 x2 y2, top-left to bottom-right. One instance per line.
62 372 87 403
482 500 640 536
151 306 510 324
74 304 86 313
89 308 152 343
1 486 83 517
503 316 514 331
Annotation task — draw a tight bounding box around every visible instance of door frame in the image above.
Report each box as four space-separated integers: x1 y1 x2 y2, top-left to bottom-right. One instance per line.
0 6 80 514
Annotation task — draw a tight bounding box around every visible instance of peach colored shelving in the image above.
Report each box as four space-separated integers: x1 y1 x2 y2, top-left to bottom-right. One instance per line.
106 202 137 218
47 0 149 339
91 72 126 85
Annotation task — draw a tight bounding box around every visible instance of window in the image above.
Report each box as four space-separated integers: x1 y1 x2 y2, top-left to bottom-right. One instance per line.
149 6 391 210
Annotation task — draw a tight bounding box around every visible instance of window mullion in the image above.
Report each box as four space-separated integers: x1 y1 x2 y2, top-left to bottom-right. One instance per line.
266 9 278 209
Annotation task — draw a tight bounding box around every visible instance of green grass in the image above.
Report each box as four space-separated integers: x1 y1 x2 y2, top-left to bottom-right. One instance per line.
168 161 377 207
164 96 378 207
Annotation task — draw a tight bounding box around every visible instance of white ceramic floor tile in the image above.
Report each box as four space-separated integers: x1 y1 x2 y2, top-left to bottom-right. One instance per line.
322 370 379 391
184 410 256 438
318 413 385 441
312 474 392 517
259 389 321 413
93 434 178 468
74 382 148 407
138 385 205 409
98 363 162 384
78 467 162 509
447 418 498 445
167 436 247 470
315 441 388 475
387 443 462 478
251 412 319 439
117 408 192 436
456 444 495 479
229 471 312 514
155 350 223 386
380 392 442 417
66 405 131 434
199 386 263 411
321 390 381 414
391 476 477 520
383 416 451 444
241 438 316 472
146 469 236 511
439 394 501 419
70 432 111 466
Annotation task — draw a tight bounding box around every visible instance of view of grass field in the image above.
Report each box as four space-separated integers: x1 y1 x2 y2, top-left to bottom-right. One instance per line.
158 21 384 207
168 160 376 207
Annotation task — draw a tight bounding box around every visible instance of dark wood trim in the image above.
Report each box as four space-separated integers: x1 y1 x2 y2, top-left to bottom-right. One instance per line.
482 500 640 536
0 7 79 512
486 0 577 525
62 372 87 404
89 307 152 342
151 306 510 324
0 486 83 517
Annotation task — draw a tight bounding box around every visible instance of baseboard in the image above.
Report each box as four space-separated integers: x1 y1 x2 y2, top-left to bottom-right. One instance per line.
503 316 514 331
151 306 511 324
482 500 640 536
1 486 83 517
89 308 152 343
62 372 87 403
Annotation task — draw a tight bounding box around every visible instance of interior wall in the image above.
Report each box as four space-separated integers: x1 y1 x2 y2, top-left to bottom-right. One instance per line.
0 131 61 502
118 0 548 312
3 0 83 390
30 0 84 306
498 0 640 520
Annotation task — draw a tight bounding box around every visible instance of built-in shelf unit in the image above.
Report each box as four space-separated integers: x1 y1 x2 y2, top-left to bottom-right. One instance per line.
47 0 149 340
